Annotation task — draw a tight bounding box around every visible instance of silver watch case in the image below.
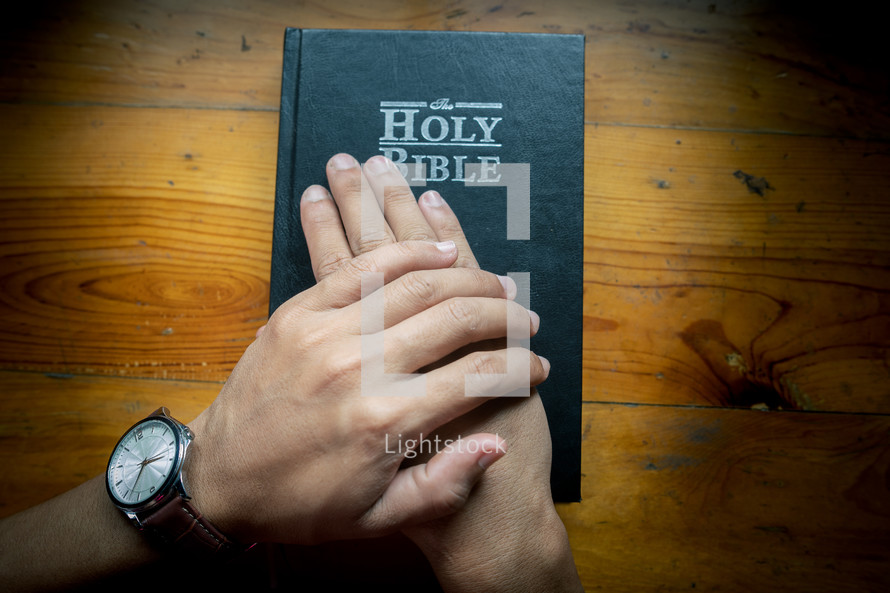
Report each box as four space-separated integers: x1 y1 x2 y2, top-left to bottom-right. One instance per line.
105 406 194 528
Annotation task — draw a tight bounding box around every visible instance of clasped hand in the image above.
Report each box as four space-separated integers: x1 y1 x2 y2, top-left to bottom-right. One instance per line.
185 218 548 546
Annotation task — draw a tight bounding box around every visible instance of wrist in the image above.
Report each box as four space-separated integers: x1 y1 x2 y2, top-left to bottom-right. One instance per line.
180 412 241 542
427 512 579 593
105 408 246 555
409 490 580 593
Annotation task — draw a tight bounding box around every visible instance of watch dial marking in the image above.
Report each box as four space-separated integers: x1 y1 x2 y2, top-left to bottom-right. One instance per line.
108 418 179 506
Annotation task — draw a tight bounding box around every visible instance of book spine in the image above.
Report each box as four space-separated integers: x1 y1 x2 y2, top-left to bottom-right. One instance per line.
269 28 303 316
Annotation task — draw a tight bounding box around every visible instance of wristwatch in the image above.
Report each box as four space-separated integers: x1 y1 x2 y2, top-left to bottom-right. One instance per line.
105 407 239 555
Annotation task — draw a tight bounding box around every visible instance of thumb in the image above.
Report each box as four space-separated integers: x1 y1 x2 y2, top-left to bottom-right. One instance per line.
356 433 507 535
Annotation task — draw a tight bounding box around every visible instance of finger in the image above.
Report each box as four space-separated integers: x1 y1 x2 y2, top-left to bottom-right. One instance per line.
418 190 479 269
300 185 354 281
363 155 438 243
417 337 505 373
380 298 540 374
296 240 459 311
400 348 551 433
326 153 395 255
344 267 515 330
355 433 507 535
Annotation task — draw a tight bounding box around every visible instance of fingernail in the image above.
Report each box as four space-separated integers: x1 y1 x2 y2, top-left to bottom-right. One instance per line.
421 190 445 207
330 153 358 170
478 439 507 470
435 240 456 253
497 275 517 300
302 185 329 202
364 155 392 175
528 309 540 333
539 356 551 376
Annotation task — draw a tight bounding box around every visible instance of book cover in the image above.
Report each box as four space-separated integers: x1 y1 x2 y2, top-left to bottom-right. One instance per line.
271 28 584 502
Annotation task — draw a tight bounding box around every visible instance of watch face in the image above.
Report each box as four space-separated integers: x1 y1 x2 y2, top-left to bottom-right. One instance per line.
107 417 182 508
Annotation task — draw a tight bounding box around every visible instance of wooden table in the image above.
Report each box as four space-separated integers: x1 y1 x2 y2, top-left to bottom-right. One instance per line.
1 1 888 590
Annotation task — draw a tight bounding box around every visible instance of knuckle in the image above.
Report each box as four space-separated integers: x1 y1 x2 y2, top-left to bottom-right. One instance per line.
434 481 472 515
399 271 439 307
455 252 479 269
352 403 396 439
264 308 335 358
265 303 301 340
356 235 391 254
469 269 501 294
444 297 481 337
321 349 362 383
344 253 377 276
399 225 438 242
467 350 501 376
462 347 540 396
314 251 352 279
383 185 415 204
506 301 532 337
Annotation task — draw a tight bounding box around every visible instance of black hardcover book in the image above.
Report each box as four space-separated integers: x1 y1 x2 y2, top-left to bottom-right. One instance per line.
271 28 583 502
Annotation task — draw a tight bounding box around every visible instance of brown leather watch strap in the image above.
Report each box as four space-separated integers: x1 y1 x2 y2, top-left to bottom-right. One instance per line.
140 493 239 555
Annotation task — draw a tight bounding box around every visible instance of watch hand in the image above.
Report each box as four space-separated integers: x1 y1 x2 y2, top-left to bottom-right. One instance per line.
132 452 166 494
132 459 148 493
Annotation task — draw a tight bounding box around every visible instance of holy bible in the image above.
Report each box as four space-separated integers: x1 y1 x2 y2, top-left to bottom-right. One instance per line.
270 28 584 502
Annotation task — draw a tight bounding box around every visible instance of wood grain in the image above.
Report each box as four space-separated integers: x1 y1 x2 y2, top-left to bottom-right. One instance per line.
0 1 888 591
583 125 890 414
0 104 275 381
2 107 886 416
0 371 216 517
2 372 886 591
560 404 890 592
0 1 886 137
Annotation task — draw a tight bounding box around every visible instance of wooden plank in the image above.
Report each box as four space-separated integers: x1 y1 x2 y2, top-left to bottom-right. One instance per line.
0 104 275 381
0 370 438 587
2 106 887 415
583 124 890 414
557 403 890 592
0 371 216 517
2 371 886 591
0 3 885 591
0 1 886 137
583 3 890 137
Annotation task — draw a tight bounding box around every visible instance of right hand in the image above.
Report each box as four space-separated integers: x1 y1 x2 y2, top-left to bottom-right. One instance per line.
184 239 548 546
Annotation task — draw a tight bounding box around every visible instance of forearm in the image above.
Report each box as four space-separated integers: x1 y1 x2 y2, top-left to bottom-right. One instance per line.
0 475 159 592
